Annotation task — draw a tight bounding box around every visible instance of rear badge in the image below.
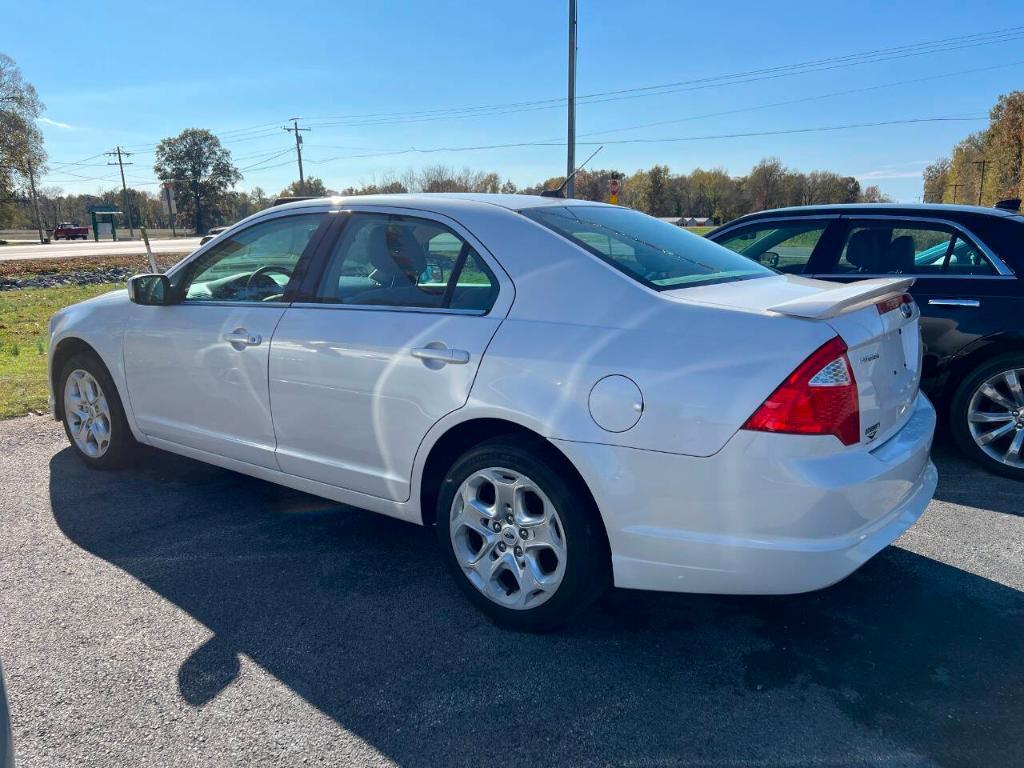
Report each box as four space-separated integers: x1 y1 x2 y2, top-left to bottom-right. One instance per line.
865 422 880 442
900 303 914 319
861 353 880 363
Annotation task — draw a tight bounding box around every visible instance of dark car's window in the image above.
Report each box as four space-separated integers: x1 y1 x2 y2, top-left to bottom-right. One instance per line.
314 213 498 311
827 221 995 277
182 214 325 302
522 205 773 290
716 222 828 274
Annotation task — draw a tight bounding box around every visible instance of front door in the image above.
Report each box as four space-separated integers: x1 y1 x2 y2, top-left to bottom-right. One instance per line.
124 212 329 468
269 210 508 501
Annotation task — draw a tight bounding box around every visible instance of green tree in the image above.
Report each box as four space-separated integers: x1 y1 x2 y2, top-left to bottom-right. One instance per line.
988 91 1024 202
0 53 46 227
279 176 332 198
923 158 950 203
153 128 241 234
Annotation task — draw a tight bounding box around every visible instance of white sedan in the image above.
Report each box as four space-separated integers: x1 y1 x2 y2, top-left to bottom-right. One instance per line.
48 194 937 630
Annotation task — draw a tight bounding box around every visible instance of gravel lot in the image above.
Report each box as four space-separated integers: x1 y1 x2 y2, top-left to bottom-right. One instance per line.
0 415 1021 767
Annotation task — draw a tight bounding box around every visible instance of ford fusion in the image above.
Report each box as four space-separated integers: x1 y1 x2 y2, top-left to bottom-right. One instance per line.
48 194 937 630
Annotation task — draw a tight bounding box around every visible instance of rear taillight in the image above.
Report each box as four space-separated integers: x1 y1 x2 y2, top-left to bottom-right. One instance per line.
742 336 860 446
876 293 912 315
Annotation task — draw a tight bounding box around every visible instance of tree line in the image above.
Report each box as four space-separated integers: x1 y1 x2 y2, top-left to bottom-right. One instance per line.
923 90 1024 206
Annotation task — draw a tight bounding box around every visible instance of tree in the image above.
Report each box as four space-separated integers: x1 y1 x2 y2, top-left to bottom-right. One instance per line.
746 158 788 211
0 53 46 228
153 128 241 234
859 185 892 203
922 158 950 203
988 91 1024 201
279 176 332 198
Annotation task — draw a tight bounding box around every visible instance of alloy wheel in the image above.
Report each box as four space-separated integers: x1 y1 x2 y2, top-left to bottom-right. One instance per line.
967 367 1024 469
63 369 112 458
449 467 567 610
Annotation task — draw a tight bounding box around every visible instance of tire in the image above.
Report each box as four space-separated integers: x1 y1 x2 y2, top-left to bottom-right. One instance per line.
435 436 610 631
58 351 138 470
950 352 1024 481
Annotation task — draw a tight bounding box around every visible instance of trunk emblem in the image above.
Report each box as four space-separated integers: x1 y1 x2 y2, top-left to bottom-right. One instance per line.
865 422 880 441
900 303 913 319
861 353 880 363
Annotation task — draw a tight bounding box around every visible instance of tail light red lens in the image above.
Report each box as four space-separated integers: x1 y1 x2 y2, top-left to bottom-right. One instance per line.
742 336 860 445
876 293 913 315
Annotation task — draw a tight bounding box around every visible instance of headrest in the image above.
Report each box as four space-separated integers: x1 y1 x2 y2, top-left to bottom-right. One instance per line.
888 235 915 273
369 225 426 278
846 229 888 272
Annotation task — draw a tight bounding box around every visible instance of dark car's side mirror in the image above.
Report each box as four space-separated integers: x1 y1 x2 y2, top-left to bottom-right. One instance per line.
127 274 172 305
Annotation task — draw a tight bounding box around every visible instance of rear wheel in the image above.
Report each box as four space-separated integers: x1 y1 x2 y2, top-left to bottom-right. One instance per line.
59 352 138 470
950 353 1024 480
435 437 610 631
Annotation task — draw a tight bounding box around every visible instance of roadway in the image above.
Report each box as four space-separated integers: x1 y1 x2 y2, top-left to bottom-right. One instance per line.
0 237 202 261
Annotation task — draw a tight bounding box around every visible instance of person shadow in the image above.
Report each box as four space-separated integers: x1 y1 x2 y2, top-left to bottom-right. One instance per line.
49 445 1023 767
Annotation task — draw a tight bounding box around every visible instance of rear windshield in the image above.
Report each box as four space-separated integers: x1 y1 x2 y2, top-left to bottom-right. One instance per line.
522 205 774 290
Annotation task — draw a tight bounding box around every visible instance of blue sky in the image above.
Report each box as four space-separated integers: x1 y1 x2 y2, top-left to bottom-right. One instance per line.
7 0 1024 202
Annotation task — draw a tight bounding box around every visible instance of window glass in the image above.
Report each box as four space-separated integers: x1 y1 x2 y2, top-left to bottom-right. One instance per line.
716 223 827 274
182 214 324 302
315 213 498 311
944 236 995 275
522 205 773 290
828 222 995 276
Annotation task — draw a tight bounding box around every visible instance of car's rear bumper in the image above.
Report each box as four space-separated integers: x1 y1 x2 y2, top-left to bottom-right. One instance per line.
553 392 937 595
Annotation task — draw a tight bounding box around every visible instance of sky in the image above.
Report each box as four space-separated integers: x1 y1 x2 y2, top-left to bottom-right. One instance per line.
6 0 1024 203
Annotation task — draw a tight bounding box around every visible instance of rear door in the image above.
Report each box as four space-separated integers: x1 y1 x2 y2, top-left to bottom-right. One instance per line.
268 207 513 502
811 216 1020 383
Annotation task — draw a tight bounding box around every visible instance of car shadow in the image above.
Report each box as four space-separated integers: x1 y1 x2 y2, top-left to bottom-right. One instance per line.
49 448 1023 767
930 433 1023 516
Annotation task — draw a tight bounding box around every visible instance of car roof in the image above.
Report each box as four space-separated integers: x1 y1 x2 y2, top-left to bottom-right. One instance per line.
728 202 1023 222
267 192 610 215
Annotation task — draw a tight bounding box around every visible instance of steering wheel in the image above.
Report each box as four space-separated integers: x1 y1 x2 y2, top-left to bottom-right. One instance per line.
244 265 293 296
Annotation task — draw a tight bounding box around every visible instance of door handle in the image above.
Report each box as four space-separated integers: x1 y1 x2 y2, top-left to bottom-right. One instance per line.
928 298 981 308
411 346 470 365
223 329 262 347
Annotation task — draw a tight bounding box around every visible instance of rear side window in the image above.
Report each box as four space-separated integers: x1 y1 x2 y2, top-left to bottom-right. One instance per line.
716 222 828 274
522 206 773 290
313 213 498 312
828 221 996 277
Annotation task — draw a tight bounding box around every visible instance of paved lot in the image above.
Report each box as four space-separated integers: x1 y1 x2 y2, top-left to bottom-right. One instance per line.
0 238 201 262
0 415 1021 767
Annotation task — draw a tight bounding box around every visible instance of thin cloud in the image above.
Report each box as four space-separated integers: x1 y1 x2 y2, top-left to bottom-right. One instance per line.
857 169 925 181
37 117 74 130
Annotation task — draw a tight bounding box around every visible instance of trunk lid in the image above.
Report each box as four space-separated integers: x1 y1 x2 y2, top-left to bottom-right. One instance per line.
666 275 922 447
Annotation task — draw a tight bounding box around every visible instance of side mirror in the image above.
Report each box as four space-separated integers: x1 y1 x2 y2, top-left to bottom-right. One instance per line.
127 273 172 305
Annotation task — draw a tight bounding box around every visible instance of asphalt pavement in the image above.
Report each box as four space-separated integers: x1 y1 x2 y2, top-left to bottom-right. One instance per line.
0 238 201 262
0 415 1021 767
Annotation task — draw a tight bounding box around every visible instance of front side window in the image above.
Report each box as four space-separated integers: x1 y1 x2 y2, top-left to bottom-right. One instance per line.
181 214 325 302
827 221 995 277
522 205 773 290
716 222 828 274
314 213 498 311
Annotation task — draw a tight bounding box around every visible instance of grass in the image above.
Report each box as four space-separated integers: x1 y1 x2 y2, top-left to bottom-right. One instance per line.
0 283 121 418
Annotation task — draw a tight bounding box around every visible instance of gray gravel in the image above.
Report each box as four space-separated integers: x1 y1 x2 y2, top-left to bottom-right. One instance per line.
0 415 1021 767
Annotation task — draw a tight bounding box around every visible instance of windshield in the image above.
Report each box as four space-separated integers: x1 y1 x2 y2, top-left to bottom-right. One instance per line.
522 205 774 290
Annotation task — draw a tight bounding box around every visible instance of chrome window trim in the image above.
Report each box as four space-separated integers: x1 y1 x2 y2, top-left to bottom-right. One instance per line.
712 213 1016 278
834 214 1015 277
810 272 1016 281
289 301 487 316
177 300 290 308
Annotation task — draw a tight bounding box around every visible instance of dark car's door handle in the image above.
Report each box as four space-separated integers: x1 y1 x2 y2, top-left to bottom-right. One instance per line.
928 298 981 308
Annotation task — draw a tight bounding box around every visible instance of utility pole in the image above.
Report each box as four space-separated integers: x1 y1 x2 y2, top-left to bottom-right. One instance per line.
566 0 577 199
25 160 45 243
284 117 310 194
951 183 963 204
106 146 135 238
973 159 989 206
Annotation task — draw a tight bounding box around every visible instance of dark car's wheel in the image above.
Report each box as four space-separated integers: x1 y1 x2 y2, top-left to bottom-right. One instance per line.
435 436 610 631
950 352 1024 480
58 352 138 470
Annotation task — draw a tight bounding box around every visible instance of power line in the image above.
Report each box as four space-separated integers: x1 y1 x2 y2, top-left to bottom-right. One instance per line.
105 146 135 237
283 118 310 192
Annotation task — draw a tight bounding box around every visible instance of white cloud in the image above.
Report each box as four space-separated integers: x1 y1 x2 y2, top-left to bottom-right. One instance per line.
856 169 925 181
37 116 74 130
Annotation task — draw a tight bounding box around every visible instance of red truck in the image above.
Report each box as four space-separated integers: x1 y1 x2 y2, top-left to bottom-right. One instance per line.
50 222 89 240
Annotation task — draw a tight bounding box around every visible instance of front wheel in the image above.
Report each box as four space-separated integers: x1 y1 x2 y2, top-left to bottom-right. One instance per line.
435 437 610 631
59 352 138 469
950 353 1024 480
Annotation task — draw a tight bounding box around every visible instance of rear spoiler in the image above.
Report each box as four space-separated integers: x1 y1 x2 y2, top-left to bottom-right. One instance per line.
768 277 915 320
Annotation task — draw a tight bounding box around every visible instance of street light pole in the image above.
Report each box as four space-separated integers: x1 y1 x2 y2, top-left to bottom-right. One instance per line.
566 0 577 199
